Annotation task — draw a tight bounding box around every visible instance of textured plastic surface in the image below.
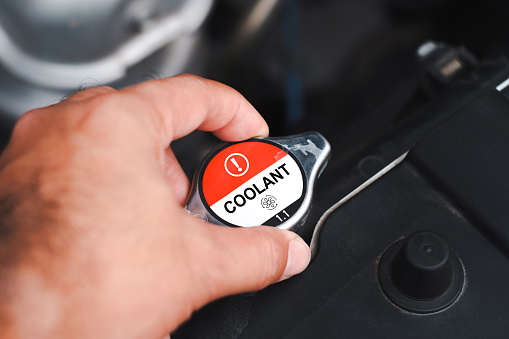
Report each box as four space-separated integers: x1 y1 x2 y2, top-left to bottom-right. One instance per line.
174 90 509 338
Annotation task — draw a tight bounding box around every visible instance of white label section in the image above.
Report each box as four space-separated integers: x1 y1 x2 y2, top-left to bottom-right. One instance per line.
210 156 303 227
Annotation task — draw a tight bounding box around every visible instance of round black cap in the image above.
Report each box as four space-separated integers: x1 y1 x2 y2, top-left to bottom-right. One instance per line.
378 230 464 313
391 231 452 300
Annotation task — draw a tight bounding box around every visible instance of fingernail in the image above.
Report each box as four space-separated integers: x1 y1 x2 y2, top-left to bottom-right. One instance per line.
281 238 311 279
255 125 270 138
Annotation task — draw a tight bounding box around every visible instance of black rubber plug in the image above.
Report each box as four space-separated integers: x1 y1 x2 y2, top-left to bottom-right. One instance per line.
391 231 452 300
378 231 464 313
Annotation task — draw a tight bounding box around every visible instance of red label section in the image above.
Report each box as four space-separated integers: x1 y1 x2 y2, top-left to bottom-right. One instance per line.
202 141 288 206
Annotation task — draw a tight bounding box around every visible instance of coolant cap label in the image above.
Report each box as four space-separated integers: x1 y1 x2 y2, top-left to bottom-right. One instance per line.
199 140 306 227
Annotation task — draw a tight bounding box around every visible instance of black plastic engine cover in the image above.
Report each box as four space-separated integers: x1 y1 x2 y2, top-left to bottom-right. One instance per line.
173 90 509 338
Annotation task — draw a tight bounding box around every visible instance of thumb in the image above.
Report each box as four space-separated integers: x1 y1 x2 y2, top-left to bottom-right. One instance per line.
187 221 311 304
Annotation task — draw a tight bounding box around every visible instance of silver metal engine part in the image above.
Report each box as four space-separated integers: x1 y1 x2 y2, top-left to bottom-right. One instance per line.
0 0 213 119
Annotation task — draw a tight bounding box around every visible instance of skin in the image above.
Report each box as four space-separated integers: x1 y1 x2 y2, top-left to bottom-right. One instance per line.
0 74 311 338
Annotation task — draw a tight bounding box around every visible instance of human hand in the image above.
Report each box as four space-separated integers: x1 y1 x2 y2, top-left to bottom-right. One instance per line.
0 75 311 338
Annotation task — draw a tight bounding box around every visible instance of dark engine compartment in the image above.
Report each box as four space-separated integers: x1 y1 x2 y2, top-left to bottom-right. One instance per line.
174 86 509 338
172 1 509 337
1 0 509 337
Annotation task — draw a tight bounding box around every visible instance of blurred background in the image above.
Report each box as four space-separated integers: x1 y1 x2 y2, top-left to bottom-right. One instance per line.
2 0 509 220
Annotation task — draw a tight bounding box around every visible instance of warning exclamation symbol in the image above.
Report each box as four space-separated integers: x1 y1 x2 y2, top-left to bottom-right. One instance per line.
231 157 242 172
224 153 249 177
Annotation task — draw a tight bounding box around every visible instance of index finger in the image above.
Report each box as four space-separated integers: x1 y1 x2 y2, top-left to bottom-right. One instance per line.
122 74 269 143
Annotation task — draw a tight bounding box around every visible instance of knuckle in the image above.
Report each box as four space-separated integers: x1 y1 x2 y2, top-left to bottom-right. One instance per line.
172 73 201 81
11 108 46 140
76 92 126 124
64 85 116 102
73 92 151 140
16 108 40 126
